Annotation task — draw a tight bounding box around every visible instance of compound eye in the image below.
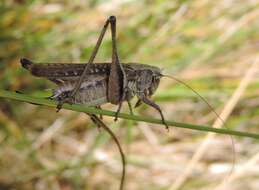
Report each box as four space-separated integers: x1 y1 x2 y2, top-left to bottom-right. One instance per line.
152 75 159 81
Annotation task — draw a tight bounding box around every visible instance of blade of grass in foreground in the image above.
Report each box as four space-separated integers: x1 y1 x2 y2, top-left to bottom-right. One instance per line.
0 89 259 140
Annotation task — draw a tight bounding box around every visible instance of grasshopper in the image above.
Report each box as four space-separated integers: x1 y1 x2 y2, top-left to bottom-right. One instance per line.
20 59 166 190
20 59 163 119
20 16 168 128
20 16 168 190
20 60 163 190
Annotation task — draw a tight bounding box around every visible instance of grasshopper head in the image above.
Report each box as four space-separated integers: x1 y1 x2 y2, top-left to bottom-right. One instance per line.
131 64 162 96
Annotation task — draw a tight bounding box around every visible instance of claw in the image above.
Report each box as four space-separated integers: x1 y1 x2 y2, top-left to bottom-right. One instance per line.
56 101 63 112
114 101 122 122
163 121 169 132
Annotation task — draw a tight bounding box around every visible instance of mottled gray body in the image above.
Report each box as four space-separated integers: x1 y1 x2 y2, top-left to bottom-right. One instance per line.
21 59 162 107
52 77 108 106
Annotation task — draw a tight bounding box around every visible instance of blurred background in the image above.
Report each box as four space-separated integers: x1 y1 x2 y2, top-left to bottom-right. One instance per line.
0 0 259 190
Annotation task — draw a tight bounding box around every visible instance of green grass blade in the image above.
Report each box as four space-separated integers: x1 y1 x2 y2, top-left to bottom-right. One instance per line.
0 89 259 139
